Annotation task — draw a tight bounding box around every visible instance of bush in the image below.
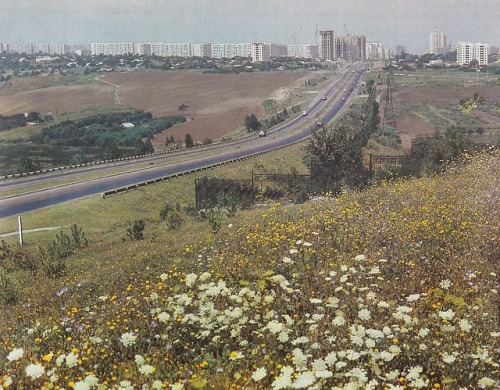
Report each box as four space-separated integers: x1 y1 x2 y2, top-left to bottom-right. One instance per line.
126 220 145 240
0 270 18 305
166 210 185 230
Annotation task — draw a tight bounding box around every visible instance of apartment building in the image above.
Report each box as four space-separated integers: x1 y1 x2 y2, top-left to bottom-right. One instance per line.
91 42 134 56
287 44 319 59
319 30 334 60
429 30 448 54
192 43 212 58
457 42 488 66
251 42 271 62
366 42 389 60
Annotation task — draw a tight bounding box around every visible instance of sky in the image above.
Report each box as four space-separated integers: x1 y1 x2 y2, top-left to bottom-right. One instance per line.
1 0 499 54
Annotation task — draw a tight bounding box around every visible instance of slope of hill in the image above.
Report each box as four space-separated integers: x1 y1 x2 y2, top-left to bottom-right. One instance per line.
0 149 498 388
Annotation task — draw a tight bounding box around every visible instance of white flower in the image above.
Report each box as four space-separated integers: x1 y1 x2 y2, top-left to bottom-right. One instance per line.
139 364 155 376
2 377 12 387
354 254 366 261
442 352 456 364
25 363 45 379
149 292 159 301
358 308 371 321
406 366 423 381
7 347 24 361
120 331 137 347
135 354 145 366
332 315 345 326
272 366 294 390
369 266 381 274
292 348 308 367
151 380 163 390
478 377 496 387
252 367 267 382
158 312 170 323
55 354 66 366
118 381 134 390
418 328 430 337
282 256 292 263
350 335 364 346
325 352 337 365
267 320 284 334
439 279 452 290
292 371 316 388
406 294 420 302
74 381 90 390
83 375 99 387
346 367 368 383
159 273 169 281
438 309 455 321
289 248 299 255
185 273 198 287
65 352 78 368
459 319 472 332
380 351 394 361
169 384 184 390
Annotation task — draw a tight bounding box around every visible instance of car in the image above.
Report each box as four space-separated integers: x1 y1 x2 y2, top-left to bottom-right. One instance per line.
342 97 346 100
322 96 327 100
302 111 308 116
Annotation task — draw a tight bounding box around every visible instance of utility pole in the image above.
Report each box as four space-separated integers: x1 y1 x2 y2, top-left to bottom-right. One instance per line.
18 216 23 246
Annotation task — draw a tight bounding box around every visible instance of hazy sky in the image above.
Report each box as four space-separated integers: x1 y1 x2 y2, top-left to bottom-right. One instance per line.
1 0 498 54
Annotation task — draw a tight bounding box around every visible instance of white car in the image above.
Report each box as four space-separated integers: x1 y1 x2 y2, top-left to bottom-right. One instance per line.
302 111 308 116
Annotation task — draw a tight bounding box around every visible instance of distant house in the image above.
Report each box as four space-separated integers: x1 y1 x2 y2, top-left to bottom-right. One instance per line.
122 122 135 128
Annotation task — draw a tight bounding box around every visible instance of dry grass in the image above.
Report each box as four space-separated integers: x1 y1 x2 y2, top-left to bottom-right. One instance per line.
0 148 498 389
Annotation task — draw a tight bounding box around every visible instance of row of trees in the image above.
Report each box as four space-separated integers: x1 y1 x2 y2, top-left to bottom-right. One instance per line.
30 111 186 148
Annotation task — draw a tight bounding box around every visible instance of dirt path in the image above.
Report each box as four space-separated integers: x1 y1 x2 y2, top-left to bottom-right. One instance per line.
426 104 456 126
96 76 121 105
0 225 68 238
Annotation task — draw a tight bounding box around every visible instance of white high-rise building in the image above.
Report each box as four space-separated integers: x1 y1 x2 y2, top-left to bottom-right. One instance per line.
457 42 488 66
429 30 447 54
251 42 271 62
287 44 319 59
192 43 212 58
319 30 335 60
91 43 134 56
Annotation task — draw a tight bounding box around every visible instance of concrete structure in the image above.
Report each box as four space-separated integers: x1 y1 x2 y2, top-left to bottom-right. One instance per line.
366 42 389 60
270 44 287 58
319 30 334 60
287 44 319 59
251 42 271 62
344 35 366 61
91 42 134 56
192 43 212 58
457 42 488 66
429 30 447 54
396 45 406 55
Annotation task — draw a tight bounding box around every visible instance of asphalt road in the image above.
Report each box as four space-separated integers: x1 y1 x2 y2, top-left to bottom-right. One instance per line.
0 69 363 220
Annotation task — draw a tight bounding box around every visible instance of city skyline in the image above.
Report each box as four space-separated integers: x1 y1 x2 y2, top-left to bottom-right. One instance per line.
1 0 499 54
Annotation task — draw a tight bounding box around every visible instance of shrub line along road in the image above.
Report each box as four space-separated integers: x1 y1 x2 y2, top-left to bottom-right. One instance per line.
0 68 363 220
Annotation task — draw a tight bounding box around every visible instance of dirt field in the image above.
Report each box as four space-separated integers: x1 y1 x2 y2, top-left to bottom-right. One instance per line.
0 70 310 143
384 83 500 148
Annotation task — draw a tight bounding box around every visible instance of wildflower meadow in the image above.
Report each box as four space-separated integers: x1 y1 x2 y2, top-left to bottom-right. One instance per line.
1 150 499 389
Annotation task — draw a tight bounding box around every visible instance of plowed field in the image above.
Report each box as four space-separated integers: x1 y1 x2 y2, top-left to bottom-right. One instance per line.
0 70 309 142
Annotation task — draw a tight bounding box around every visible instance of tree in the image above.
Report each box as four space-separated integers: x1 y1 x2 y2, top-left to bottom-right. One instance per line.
178 104 189 116
185 133 194 148
104 140 122 159
17 157 40 173
244 114 261 132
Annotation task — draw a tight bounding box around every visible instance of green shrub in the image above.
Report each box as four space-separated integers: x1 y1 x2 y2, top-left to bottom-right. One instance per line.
0 270 18 305
166 211 185 230
126 220 145 240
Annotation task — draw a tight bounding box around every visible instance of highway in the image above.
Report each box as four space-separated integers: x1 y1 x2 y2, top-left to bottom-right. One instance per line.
0 68 363 220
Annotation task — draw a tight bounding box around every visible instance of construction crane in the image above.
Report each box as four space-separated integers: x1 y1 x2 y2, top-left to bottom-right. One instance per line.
293 26 303 45
344 24 350 36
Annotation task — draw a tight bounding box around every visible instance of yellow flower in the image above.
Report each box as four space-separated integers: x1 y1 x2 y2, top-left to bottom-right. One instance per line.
42 353 53 361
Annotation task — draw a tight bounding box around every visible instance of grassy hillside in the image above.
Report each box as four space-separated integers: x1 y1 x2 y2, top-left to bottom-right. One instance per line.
1 148 498 388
